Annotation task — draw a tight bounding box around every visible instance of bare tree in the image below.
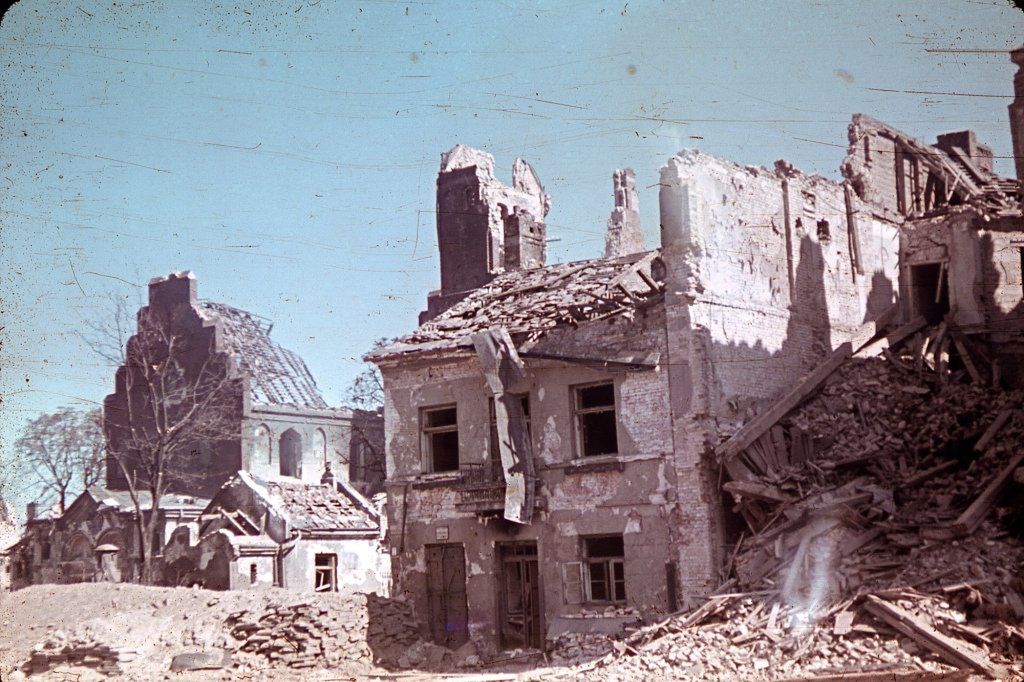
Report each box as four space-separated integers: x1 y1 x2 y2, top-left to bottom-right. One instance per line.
77 287 141 366
104 307 241 583
14 407 106 514
346 365 384 411
343 338 389 491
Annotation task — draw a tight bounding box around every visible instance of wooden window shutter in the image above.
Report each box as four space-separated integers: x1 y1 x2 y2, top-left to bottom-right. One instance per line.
561 561 584 605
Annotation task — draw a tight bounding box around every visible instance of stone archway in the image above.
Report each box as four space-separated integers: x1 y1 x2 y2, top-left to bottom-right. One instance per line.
61 533 94 583
279 429 302 478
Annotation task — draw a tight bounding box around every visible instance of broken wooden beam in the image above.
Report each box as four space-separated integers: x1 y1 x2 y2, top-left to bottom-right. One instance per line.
862 595 997 678
950 451 1024 537
718 342 852 463
856 316 926 358
949 330 984 383
973 409 1014 454
723 480 795 505
903 459 959 487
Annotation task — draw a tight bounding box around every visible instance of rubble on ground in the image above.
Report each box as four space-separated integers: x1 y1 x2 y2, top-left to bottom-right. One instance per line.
0 583 437 680
535 324 1024 680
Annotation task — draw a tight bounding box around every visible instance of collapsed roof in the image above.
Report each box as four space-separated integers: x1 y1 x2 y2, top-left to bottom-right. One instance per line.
264 477 379 533
844 114 1021 219
371 251 665 360
200 301 330 410
216 471 379 535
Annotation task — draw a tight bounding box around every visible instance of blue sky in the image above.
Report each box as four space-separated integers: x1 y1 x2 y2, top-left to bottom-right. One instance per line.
1 0 1022 509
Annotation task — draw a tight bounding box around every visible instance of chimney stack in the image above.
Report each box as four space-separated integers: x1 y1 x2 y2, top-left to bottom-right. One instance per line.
1009 44 1024 185
26 502 37 522
605 168 645 258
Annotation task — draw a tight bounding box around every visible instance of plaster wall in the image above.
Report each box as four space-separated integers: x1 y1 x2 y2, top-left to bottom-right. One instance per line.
380 309 679 651
284 535 382 593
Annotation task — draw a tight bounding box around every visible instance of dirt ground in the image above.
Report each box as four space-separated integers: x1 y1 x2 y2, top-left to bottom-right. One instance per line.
0 583 549 681
0 583 383 680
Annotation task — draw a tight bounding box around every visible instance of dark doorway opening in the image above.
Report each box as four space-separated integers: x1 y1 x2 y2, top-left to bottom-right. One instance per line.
911 262 949 325
497 542 542 650
425 543 469 648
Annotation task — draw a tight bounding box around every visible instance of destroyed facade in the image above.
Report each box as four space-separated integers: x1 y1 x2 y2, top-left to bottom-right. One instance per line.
369 53 1024 653
9 273 385 591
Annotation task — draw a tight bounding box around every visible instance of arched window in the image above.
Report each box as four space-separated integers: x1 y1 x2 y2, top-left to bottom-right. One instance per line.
279 429 302 478
314 429 327 465
252 424 272 466
63 534 91 563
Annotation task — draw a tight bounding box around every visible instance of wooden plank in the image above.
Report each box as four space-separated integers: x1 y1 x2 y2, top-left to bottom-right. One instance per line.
722 455 756 483
904 459 958 487
723 480 795 505
756 432 783 472
771 425 789 469
949 451 1024 537
471 328 535 525
856 316 926 358
839 526 883 556
973 409 1013 453
718 342 852 462
844 182 865 276
863 595 997 678
950 332 983 383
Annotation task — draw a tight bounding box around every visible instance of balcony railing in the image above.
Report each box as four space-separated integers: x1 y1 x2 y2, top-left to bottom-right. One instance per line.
455 462 542 514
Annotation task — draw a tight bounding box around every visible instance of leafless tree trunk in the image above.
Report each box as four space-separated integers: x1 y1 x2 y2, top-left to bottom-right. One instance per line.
104 308 240 584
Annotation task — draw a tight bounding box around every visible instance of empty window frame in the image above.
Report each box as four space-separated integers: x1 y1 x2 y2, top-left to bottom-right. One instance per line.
314 553 338 592
488 395 531 479
583 536 626 603
573 382 618 457
421 405 459 473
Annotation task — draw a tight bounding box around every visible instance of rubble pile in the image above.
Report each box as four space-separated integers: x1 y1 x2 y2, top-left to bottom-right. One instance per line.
22 630 137 677
227 601 359 670
226 592 423 673
541 326 1024 679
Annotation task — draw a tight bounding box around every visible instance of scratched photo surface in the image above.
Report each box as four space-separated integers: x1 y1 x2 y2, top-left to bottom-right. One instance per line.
1 1 1024 680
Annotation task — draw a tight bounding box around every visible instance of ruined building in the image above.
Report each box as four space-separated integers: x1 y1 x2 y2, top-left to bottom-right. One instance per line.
370 146 899 652
10 273 386 591
369 48 1024 653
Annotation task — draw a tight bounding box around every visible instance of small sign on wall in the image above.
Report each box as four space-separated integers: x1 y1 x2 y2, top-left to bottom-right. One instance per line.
435 526 449 541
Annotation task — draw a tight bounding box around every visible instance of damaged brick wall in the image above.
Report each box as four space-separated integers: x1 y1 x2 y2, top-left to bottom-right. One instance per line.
424 146 551 322
658 148 901 600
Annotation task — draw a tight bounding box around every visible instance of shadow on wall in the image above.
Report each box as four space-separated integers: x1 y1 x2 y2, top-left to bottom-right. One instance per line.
864 269 895 324
691 233 894 558
978 232 1024 386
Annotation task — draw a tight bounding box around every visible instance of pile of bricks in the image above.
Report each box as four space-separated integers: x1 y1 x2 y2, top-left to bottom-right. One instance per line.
363 594 423 663
225 593 423 672
227 600 365 670
23 630 138 677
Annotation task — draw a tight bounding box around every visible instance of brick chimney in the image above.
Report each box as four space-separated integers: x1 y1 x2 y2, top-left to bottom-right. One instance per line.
420 146 550 323
605 168 645 258
26 502 37 522
935 130 994 173
1009 43 1024 185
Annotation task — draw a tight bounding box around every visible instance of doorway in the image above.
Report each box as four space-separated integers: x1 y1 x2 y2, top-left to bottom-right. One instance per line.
425 543 469 648
910 262 950 325
497 542 542 649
